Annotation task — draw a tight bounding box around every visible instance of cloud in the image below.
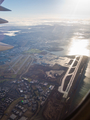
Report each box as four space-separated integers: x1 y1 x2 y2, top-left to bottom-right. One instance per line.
4 30 20 36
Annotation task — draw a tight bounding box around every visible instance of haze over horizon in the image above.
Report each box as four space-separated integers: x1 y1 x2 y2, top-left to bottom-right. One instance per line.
0 0 90 56
0 0 90 25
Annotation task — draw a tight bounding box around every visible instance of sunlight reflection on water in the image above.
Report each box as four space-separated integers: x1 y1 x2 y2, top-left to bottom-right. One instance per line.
68 38 90 56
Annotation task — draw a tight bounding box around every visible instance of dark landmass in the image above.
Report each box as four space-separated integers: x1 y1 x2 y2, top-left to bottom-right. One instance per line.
39 51 47 55
23 64 67 85
46 47 64 52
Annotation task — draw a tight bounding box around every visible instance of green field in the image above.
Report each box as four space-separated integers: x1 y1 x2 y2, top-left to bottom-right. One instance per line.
24 49 41 54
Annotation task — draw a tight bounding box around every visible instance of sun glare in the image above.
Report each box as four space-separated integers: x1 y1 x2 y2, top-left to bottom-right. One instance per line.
62 0 90 19
68 38 89 56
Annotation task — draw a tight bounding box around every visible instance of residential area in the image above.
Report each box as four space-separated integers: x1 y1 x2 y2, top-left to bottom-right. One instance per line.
0 79 54 120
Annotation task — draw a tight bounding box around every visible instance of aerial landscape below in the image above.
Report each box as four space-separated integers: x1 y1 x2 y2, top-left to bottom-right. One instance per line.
0 20 90 120
0 0 90 119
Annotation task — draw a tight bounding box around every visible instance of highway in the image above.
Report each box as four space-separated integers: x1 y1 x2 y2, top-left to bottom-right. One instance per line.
58 55 83 98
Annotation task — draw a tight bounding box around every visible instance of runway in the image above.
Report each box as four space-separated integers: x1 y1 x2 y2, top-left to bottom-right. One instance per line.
58 56 83 98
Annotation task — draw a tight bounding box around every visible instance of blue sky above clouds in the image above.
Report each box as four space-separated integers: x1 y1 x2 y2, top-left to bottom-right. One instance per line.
1 0 90 23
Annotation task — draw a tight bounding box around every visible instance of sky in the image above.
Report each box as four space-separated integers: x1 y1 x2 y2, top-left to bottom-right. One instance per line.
0 0 90 23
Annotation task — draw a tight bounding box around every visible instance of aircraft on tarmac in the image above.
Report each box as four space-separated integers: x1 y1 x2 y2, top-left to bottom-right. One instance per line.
0 0 11 24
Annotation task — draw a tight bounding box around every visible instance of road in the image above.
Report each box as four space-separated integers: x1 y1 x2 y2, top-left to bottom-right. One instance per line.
58 55 83 98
